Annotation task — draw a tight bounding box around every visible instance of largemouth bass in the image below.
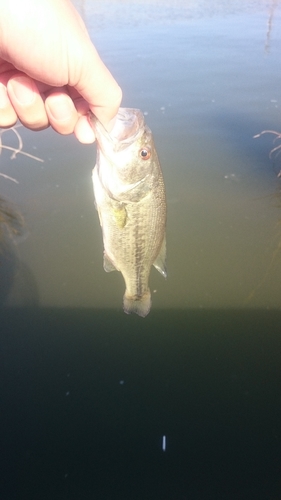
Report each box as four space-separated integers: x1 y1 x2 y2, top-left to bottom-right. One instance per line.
89 108 166 317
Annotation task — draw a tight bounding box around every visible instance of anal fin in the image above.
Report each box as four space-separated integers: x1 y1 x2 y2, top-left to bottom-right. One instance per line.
103 252 117 272
153 235 167 278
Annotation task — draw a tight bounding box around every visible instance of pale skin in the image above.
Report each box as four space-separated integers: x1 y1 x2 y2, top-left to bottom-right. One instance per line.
0 0 122 143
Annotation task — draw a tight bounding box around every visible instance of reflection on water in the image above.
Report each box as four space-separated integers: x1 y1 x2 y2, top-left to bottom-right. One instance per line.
73 0 281 27
265 0 280 52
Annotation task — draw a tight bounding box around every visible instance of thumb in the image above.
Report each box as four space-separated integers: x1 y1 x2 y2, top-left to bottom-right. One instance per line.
73 42 122 130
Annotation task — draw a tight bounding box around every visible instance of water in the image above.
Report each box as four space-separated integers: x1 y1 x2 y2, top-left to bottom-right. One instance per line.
1 1 281 498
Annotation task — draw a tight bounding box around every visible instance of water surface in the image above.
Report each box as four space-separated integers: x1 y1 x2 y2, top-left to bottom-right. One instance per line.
1 0 281 309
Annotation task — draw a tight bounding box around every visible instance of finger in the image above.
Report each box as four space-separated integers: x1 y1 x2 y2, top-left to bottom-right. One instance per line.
45 92 78 135
7 74 49 130
89 78 122 132
72 95 96 143
0 82 18 127
73 46 122 131
74 115 96 144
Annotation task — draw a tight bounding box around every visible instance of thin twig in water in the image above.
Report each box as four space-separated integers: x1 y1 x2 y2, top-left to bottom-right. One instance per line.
1 125 23 158
0 125 44 162
0 173 19 184
0 144 44 162
254 129 281 159
253 130 281 139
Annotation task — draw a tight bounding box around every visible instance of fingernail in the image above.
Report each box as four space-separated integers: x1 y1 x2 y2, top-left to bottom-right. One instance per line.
0 83 10 109
9 76 36 105
75 116 96 144
46 95 73 121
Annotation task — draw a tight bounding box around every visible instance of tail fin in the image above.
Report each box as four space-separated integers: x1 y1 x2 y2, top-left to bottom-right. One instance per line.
123 290 151 318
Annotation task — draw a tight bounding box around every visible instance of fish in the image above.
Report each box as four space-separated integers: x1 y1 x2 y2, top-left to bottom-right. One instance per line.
89 107 166 317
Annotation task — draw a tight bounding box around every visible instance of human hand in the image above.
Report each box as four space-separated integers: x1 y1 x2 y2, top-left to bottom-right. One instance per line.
0 0 122 143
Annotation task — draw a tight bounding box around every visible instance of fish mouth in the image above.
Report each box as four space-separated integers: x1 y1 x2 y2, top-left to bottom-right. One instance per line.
89 108 145 152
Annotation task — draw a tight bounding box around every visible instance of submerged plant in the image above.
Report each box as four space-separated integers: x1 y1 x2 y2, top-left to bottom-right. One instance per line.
0 196 25 247
0 124 43 245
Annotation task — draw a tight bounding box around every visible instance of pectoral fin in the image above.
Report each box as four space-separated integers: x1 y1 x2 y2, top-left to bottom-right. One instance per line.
153 236 167 278
103 252 117 272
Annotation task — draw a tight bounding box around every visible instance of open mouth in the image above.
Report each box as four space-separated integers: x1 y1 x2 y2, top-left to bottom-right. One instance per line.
89 108 145 152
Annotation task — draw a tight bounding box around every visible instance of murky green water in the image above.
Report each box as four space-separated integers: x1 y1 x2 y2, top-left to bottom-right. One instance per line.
1 1 281 498
1 0 281 309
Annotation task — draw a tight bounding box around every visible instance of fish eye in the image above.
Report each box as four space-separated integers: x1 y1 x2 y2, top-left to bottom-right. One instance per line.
139 148 151 160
